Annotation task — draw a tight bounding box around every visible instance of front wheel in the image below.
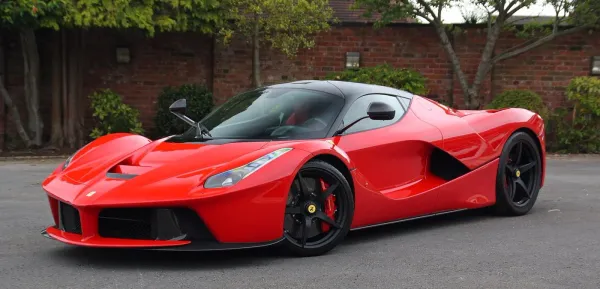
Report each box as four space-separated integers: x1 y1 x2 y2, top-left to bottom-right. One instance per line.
493 131 542 216
281 160 354 257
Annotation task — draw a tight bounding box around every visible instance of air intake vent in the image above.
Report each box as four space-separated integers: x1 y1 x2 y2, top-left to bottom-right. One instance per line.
58 202 82 234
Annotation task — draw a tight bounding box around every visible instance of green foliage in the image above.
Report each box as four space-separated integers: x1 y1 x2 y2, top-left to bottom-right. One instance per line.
153 84 214 138
0 0 68 29
89 89 144 139
1 0 233 35
226 0 334 57
569 0 600 28
486 89 549 120
65 0 233 35
324 64 428 95
550 77 600 153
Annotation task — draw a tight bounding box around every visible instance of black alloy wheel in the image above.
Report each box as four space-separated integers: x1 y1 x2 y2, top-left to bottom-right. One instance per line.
493 131 542 216
282 160 354 256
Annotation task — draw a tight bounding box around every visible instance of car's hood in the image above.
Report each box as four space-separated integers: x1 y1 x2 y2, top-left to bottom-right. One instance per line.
44 139 282 206
62 139 271 184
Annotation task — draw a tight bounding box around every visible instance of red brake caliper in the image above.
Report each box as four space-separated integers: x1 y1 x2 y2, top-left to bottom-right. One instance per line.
320 178 336 232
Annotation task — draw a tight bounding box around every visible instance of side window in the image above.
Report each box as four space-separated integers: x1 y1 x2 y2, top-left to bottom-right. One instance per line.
342 94 405 134
398 97 411 110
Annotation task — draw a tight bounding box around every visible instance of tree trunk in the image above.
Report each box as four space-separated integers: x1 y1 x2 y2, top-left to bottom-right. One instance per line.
20 28 43 146
65 30 78 148
0 81 32 147
251 21 261 88
432 23 476 109
61 30 69 146
0 34 5 151
49 31 64 147
76 30 85 147
468 23 503 108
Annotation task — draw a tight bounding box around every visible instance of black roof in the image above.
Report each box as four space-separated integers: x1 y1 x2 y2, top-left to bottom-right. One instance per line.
268 80 414 103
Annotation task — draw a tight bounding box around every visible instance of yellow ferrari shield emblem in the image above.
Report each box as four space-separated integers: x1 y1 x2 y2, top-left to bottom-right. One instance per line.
307 204 317 214
516 170 521 178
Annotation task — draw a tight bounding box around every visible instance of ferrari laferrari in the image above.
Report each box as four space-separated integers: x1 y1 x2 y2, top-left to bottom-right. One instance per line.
41 80 546 256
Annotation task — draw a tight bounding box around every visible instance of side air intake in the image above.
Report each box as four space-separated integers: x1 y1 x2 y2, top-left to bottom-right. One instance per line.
429 147 470 181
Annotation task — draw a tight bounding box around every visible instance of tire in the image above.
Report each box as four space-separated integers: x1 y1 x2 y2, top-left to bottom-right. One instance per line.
493 131 542 216
281 160 354 257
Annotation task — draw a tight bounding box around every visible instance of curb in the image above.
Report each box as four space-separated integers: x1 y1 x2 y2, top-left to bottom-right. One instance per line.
0 155 69 161
547 154 600 159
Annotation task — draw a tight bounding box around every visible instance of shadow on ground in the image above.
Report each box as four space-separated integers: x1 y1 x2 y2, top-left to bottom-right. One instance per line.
44 208 504 270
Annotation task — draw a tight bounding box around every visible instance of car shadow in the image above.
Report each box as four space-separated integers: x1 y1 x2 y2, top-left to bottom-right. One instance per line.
45 208 509 269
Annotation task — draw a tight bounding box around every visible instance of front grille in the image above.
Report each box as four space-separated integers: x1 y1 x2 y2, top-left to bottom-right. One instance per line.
98 208 214 241
59 202 82 234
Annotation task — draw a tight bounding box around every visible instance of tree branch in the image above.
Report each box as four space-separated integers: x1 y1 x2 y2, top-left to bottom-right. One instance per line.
493 25 590 63
506 1 533 18
414 10 434 23
415 0 440 22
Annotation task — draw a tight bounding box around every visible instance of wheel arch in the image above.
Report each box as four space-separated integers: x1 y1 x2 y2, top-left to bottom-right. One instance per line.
512 126 545 186
309 154 355 201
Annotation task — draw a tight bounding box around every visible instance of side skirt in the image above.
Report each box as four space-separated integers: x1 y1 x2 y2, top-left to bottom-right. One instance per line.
350 209 468 231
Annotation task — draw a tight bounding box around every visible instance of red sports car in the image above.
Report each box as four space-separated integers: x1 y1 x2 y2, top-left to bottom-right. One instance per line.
41 80 546 256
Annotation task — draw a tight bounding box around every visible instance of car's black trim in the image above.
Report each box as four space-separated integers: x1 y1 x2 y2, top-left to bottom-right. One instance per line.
40 228 284 251
350 209 467 231
148 237 285 251
106 173 138 179
98 207 216 241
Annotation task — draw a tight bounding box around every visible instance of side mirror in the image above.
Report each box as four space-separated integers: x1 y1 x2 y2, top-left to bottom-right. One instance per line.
367 101 395 120
169 98 196 126
169 98 187 115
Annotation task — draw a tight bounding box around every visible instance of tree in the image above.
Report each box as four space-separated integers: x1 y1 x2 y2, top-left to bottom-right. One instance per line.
353 0 599 109
0 0 67 147
1 0 233 149
226 0 334 87
51 0 233 148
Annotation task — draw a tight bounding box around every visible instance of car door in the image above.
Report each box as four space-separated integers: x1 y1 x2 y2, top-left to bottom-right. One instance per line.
335 94 444 225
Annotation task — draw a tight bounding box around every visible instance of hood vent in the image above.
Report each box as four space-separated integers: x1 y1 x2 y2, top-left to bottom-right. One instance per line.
106 172 138 180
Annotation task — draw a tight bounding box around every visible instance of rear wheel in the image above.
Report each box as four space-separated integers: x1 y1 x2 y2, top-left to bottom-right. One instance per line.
282 160 354 256
493 131 542 216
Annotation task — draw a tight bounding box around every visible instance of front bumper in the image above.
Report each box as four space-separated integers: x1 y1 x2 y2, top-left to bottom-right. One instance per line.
41 174 295 249
42 196 287 250
41 227 283 251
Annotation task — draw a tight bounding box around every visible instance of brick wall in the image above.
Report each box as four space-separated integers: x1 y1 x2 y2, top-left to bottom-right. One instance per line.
492 31 600 108
214 25 453 104
1 24 599 149
215 25 600 108
1 29 212 147
82 29 213 126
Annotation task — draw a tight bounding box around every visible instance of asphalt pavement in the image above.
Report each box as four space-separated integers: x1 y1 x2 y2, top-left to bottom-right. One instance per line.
0 157 599 289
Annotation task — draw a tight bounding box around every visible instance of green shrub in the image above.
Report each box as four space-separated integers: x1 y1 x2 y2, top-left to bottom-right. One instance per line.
153 84 214 138
324 64 428 95
89 89 144 139
486 89 549 120
551 77 600 153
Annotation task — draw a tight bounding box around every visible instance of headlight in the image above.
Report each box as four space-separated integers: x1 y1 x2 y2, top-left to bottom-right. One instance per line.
62 154 75 170
204 148 292 188
62 145 86 170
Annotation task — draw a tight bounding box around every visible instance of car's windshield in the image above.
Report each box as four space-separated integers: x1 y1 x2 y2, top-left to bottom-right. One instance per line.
168 87 344 142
